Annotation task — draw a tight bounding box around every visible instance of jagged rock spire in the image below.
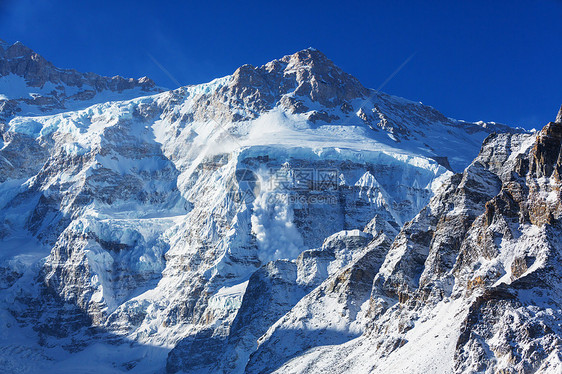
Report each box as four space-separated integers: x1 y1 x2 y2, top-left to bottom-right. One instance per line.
556 104 562 124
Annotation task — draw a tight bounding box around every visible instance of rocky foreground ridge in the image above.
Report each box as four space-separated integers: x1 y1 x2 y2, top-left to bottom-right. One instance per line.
241 106 562 374
0 41 547 373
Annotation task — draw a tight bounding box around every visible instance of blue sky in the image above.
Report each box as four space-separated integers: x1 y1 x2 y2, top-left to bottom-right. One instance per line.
0 0 561 129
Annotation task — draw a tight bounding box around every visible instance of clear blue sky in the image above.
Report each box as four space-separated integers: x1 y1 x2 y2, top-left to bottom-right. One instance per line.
0 0 561 129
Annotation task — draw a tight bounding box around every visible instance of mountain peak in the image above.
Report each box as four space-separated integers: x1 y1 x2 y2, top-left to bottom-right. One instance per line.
282 47 331 66
217 48 368 120
2 40 37 59
271 48 343 77
556 104 562 124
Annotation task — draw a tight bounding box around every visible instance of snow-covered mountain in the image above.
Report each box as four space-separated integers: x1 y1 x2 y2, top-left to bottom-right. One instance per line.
0 41 541 373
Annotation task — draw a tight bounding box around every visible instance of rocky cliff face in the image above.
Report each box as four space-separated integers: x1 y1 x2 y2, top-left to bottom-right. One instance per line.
0 42 532 373
253 113 562 374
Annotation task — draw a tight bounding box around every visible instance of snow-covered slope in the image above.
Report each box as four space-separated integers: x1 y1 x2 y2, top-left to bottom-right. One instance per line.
0 42 529 373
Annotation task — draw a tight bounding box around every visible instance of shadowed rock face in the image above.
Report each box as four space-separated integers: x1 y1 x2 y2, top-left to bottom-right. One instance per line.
556 104 562 124
529 119 562 179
